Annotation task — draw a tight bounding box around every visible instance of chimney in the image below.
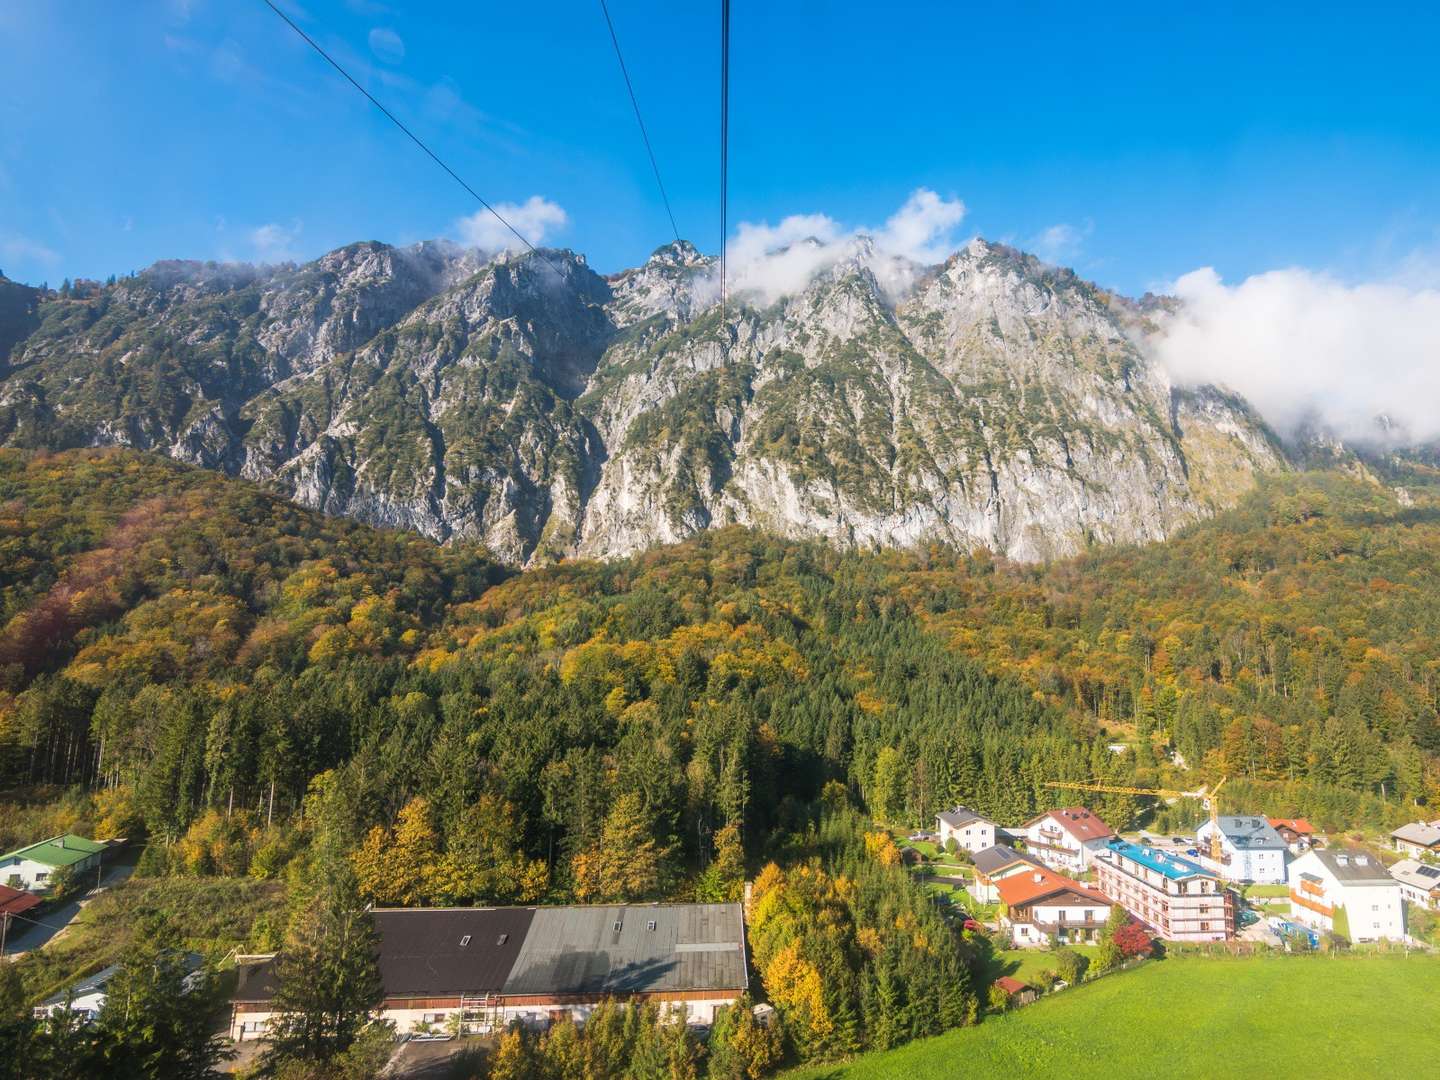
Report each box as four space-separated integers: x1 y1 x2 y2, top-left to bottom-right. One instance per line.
1033 872 1044 884
57 837 64 849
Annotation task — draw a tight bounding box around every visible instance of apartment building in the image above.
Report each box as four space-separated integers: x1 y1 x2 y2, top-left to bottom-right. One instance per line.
1093 839 1233 943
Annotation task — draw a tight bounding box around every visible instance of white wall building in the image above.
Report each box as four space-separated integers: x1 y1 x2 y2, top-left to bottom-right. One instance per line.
1391 820 1440 860
1020 807 1116 872
1389 859 1440 912
997 866 1114 949
1195 816 1288 883
935 806 997 853
1288 849 1405 943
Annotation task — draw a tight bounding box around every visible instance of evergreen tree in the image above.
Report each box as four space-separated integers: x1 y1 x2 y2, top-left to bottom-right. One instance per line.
91 913 228 1078
263 864 384 1069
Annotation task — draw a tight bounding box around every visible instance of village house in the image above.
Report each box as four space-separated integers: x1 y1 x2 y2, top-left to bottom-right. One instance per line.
997 866 1113 949
935 806 998 853
1267 818 1317 854
1389 859 1440 911
1288 848 1404 943
33 954 205 1023
0 883 39 949
1020 807 1116 873
1390 820 1440 859
0 835 107 894
1093 839 1233 942
230 902 748 1041
969 845 1046 904
1194 815 1288 883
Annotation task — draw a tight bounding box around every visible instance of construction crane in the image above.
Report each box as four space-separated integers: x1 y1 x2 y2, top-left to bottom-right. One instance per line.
1044 777 1229 868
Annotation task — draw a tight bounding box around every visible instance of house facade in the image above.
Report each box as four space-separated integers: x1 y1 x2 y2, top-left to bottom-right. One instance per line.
230 903 749 1041
1195 816 1288 883
1267 818 1316 854
1288 849 1404 943
1390 821 1440 859
969 845 1045 904
998 867 1113 949
1020 808 1116 872
0 835 106 894
1093 840 1233 942
1389 859 1440 911
935 806 997 854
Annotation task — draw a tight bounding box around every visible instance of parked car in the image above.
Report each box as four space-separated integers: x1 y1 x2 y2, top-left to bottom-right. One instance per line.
1171 837 1187 844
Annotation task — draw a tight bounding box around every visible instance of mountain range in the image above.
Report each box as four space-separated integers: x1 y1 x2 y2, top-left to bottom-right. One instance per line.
0 237 1289 565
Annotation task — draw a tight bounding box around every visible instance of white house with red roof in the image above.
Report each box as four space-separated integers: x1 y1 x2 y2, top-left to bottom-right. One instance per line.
1020 808 1116 872
997 865 1114 948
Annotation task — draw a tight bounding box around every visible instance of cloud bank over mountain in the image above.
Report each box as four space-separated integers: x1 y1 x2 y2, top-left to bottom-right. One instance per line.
1150 264 1440 445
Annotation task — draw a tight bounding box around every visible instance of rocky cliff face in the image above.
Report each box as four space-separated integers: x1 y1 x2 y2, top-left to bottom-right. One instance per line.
0 236 1287 564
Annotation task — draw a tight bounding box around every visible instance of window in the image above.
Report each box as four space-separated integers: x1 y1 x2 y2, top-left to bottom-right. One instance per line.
647 920 657 932
496 933 508 945
613 921 623 933
459 935 471 947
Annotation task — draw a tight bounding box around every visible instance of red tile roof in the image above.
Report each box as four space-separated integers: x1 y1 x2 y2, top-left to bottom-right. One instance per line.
994 976 1031 994
0 883 39 917
1025 807 1116 843
1268 817 1315 835
996 866 1110 908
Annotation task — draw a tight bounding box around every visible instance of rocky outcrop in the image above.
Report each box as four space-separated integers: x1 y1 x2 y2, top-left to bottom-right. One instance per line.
0 236 1288 564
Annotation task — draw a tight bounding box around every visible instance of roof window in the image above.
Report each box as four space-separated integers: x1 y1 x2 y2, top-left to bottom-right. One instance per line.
496 933 509 945
459 935 472 947
647 920 657 931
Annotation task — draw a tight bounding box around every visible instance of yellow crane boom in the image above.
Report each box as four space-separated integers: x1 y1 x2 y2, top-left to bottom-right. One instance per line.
1044 777 1228 868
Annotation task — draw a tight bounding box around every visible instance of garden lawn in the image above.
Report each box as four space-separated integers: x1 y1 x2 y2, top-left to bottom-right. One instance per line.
784 952 1440 1080
990 945 1100 986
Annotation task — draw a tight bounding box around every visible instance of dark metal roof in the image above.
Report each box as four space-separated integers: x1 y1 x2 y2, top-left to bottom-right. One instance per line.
972 844 1043 876
373 907 536 996
233 958 280 1003
502 903 746 996
1309 849 1393 885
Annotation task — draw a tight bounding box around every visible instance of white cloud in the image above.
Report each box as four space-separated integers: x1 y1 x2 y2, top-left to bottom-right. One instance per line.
726 188 967 305
1148 264 1440 445
250 221 303 263
1 233 61 268
368 27 405 64
1030 221 1091 267
454 196 567 253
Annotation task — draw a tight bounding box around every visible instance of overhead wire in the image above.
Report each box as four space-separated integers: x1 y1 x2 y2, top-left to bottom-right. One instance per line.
720 0 731 332
598 0 681 244
259 0 567 280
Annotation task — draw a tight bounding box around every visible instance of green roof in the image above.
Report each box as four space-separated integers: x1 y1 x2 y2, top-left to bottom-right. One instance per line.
0 834 106 868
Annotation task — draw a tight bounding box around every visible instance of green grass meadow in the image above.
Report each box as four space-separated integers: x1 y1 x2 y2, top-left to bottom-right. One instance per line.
785 952 1440 1079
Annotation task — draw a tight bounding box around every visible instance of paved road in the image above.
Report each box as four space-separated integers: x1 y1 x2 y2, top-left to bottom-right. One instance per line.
2 853 136 957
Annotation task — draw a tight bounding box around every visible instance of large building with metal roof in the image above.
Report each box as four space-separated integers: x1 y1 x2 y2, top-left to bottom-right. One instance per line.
1093 839 1234 942
229 902 748 1041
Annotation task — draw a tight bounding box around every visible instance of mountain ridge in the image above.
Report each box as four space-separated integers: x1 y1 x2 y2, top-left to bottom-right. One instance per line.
0 238 1288 564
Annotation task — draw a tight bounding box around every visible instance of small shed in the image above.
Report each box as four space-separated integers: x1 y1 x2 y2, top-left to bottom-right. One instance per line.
993 975 1038 1006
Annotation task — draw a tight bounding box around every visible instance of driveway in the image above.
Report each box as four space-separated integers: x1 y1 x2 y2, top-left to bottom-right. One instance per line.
2 852 136 957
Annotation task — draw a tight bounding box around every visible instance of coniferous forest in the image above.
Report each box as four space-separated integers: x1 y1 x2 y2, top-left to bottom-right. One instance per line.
2 447 1439 1076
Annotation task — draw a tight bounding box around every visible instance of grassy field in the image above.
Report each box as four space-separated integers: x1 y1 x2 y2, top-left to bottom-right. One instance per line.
785 952 1440 1079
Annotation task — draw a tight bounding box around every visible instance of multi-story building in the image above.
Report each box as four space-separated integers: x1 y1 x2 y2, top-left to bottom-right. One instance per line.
1194 815 1288 883
1390 820 1440 860
1093 839 1233 942
969 844 1046 904
1267 817 1317 854
1288 849 1405 942
997 866 1114 949
1020 807 1116 873
1390 858 1440 911
935 806 998 854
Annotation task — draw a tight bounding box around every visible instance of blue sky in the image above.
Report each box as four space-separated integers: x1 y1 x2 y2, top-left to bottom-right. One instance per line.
3 1 1439 297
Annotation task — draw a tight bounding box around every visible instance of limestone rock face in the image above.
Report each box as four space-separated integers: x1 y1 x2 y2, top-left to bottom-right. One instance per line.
0 236 1287 564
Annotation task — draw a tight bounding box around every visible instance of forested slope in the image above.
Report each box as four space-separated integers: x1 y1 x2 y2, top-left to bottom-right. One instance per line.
0 449 1435 902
